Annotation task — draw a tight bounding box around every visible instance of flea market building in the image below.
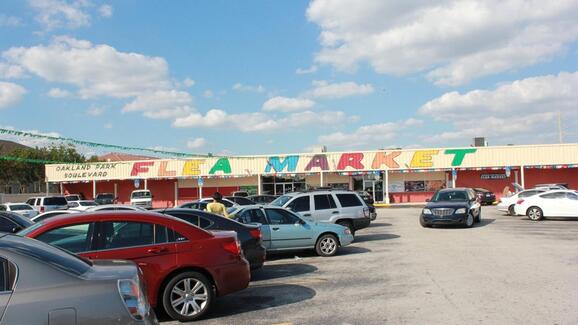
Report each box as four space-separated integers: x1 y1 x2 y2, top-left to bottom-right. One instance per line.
45 143 578 208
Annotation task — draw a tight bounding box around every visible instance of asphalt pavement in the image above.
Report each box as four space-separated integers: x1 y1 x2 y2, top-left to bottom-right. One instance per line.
161 207 578 325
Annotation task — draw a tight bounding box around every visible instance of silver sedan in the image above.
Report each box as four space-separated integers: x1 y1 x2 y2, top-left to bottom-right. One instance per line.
0 234 158 325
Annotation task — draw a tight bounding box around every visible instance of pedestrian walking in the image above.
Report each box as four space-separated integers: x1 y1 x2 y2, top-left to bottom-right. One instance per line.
206 192 230 218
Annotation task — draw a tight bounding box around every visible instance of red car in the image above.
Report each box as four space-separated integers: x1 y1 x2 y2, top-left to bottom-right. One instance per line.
19 211 250 322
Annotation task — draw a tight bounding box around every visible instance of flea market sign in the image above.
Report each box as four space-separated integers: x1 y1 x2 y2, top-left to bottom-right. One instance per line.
45 144 578 182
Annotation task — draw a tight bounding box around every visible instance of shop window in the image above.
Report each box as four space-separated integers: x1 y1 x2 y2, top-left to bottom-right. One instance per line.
405 181 425 192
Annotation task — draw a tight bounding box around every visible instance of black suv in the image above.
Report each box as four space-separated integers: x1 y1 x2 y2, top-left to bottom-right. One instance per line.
420 188 481 228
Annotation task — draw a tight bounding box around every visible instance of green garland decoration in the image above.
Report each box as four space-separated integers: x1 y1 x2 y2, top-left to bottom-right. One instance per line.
0 155 68 164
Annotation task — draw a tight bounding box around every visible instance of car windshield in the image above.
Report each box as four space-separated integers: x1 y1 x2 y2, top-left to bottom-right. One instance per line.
432 190 469 202
65 195 80 201
97 194 114 199
271 195 292 206
10 204 33 211
132 191 151 198
44 197 68 206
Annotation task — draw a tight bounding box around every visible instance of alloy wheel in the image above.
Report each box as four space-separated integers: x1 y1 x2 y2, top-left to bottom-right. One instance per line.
466 214 474 227
170 278 209 317
320 237 337 255
528 207 542 221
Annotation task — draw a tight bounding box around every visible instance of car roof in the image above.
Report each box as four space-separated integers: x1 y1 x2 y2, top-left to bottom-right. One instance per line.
437 187 471 192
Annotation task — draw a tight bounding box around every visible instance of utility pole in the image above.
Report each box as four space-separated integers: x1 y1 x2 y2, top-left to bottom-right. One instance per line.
558 111 563 144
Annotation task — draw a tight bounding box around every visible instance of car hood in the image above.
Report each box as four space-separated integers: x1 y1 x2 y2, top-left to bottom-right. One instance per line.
426 201 470 209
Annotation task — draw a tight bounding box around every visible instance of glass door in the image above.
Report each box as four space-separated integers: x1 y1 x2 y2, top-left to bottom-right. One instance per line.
363 180 384 202
275 183 294 195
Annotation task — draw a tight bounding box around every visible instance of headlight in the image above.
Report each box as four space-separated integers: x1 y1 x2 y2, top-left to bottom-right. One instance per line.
422 208 432 215
455 208 467 214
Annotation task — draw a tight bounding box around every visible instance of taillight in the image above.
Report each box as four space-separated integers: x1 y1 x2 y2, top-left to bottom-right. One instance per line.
222 240 241 256
516 199 524 205
249 228 262 240
117 279 148 321
40 206 45 213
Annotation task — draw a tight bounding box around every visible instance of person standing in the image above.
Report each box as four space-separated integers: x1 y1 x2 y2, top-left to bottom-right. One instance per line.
206 192 230 218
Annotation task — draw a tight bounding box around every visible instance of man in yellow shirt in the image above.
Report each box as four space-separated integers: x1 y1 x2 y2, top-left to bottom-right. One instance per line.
206 192 230 218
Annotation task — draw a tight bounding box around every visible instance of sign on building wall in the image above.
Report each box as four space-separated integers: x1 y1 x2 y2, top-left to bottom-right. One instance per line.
45 144 578 182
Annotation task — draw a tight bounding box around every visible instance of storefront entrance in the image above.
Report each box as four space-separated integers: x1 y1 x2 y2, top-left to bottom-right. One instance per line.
354 173 384 202
262 175 307 196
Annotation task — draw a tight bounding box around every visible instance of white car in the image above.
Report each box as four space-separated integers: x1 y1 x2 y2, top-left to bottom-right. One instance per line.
513 190 578 220
0 203 39 218
85 204 146 212
31 209 80 223
130 190 153 209
67 200 98 211
497 189 547 215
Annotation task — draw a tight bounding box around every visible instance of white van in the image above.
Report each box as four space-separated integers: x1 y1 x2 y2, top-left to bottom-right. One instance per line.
130 190 152 209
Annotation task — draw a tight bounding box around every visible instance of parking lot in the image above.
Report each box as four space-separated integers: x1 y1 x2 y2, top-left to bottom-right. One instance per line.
161 206 578 325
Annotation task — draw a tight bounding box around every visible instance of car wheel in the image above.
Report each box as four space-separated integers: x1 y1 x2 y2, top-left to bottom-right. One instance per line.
162 271 214 322
508 205 515 216
315 234 339 257
527 206 544 221
465 213 474 228
337 220 355 236
475 210 482 223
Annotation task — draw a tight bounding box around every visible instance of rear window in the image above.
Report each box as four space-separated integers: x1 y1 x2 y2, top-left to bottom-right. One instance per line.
44 197 68 206
0 234 91 276
131 191 151 199
10 204 33 211
336 194 363 207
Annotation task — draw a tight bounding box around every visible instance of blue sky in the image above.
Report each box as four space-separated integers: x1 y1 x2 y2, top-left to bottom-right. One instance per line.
1 0 578 156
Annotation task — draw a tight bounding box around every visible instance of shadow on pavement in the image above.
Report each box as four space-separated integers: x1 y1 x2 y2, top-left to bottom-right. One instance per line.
369 222 392 227
353 233 400 243
251 263 318 282
431 218 496 229
337 245 371 255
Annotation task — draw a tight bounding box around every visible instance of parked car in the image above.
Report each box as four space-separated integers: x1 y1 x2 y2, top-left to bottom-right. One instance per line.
0 211 34 233
0 203 39 218
131 190 153 209
514 190 578 220
179 198 238 210
248 194 278 204
225 196 256 206
231 191 249 197
473 188 496 205
20 211 251 322
26 196 69 213
95 193 116 205
65 193 85 201
31 209 81 223
0 233 158 324
497 189 547 215
270 190 371 236
157 208 266 270
229 205 354 257
68 200 98 211
85 204 146 212
534 183 568 190
420 188 482 228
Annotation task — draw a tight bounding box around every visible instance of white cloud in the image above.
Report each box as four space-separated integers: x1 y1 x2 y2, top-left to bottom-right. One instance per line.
187 137 207 149
232 83 266 93
203 90 214 98
262 96 315 112
182 78 195 88
47 87 71 98
420 70 578 143
173 109 347 132
87 106 104 116
0 82 26 108
123 90 193 119
28 0 92 30
0 125 61 147
306 80 374 99
307 0 578 85
319 118 422 149
98 4 113 18
0 63 24 79
0 14 23 27
3 36 170 98
296 65 318 74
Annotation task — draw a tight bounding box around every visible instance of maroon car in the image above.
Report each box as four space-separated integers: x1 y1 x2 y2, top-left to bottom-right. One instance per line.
19 211 250 322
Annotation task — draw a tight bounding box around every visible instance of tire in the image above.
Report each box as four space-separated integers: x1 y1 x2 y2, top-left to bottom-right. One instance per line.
162 271 214 322
508 205 515 216
464 213 474 228
315 234 339 257
475 210 482 223
337 220 355 236
527 206 544 221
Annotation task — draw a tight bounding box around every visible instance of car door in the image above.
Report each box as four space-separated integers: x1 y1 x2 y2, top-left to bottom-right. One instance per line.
538 192 565 216
238 208 272 249
286 196 314 222
312 194 339 223
33 222 99 260
563 192 578 217
93 221 177 289
264 208 314 250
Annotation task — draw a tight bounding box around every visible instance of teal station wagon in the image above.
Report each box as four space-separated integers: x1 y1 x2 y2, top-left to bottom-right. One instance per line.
229 205 354 257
